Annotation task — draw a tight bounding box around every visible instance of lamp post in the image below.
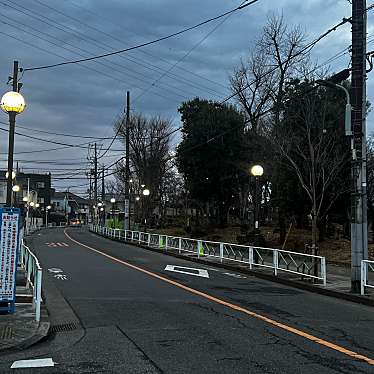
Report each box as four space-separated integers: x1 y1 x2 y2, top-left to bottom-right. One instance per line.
12 184 20 206
110 198 116 226
45 205 51 227
98 202 103 226
142 188 150 231
250 165 263 231
1 65 26 206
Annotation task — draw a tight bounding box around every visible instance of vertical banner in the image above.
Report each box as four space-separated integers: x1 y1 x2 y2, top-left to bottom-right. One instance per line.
0 208 20 311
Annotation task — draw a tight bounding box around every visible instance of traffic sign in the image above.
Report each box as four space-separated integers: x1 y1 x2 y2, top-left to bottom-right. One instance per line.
0 207 20 313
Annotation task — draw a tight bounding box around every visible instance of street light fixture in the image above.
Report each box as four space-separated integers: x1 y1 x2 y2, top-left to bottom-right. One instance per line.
35 203 40 208
5 171 16 180
1 87 26 207
142 189 150 196
250 164 263 230
12 185 20 192
45 205 51 227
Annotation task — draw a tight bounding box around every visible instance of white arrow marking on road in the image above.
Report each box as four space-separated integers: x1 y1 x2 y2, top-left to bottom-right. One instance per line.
11 358 55 369
46 242 57 247
165 265 209 278
54 274 67 280
48 268 63 274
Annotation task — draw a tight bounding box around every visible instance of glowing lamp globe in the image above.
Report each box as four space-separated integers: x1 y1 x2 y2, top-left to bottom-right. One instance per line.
5 171 16 179
110 198 116 203
1 91 26 114
250 165 264 177
143 189 150 196
12 185 20 192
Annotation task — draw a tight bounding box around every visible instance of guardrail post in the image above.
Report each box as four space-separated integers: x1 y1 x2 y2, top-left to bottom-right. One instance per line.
131 231 134 241
35 269 42 322
148 233 151 246
197 240 202 258
249 246 253 269
139 232 141 243
219 243 224 263
179 238 182 254
273 249 278 276
321 257 327 286
159 235 164 249
165 236 168 251
361 260 366 295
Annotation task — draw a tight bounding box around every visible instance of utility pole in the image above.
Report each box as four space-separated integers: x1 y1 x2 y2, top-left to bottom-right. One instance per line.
124 91 130 230
351 0 368 292
6 61 18 206
94 142 98 224
101 165 105 226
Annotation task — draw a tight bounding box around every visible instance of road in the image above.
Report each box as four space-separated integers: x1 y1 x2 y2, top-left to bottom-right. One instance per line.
1 227 374 373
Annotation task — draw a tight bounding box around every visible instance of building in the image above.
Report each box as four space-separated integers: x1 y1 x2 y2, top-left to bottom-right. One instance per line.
51 191 89 224
0 170 52 208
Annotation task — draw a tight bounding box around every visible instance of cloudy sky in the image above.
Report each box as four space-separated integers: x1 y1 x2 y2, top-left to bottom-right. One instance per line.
0 0 371 195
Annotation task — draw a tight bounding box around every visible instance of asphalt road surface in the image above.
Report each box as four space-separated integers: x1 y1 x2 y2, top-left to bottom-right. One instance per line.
1 227 374 373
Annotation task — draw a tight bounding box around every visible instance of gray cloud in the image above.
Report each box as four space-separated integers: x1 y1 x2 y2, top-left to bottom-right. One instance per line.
0 0 372 194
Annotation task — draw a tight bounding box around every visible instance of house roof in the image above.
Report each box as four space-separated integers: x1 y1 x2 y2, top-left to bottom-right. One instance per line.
52 191 88 205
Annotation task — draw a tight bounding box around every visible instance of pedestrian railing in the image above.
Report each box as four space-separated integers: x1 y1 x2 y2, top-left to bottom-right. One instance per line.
361 260 374 295
89 225 327 285
19 241 43 322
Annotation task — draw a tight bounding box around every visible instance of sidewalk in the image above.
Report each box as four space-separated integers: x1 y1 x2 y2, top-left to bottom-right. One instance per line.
0 269 50 353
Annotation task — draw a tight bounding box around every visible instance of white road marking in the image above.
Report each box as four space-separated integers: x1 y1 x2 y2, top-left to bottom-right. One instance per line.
54 274 67 280
46 242 69 247
223 272 247 279
48 268 63 274
11 358 55 369
165 265 209 278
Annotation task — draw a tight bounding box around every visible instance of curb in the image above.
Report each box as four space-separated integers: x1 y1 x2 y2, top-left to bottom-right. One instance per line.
0 305 50 354
91 231 374 308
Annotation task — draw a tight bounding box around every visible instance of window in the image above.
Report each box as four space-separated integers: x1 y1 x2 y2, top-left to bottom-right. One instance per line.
36 182 45 189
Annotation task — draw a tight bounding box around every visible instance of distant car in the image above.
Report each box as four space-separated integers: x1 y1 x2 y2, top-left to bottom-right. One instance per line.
69 218 82 227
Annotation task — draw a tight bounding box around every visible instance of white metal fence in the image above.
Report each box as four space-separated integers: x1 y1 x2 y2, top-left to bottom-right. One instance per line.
90 225 327 285
19 241 43 322
361 260 374 295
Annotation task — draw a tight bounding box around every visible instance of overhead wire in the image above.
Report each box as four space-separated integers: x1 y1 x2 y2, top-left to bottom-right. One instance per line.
67 0 229 91
29 0 228 98
0 12 191 102
22 1 259 71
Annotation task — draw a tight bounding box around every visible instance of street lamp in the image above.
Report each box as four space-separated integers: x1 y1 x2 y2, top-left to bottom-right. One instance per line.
250 165 263 230
110 198 116 224
12 184 20 206
45 205 51 227
142 189 150 231
6 171 16 180
1 89 26 207
142 189 150 196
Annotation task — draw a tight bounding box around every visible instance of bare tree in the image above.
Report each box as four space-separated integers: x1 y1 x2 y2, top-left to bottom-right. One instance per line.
273 83 349 255
115 113 174 226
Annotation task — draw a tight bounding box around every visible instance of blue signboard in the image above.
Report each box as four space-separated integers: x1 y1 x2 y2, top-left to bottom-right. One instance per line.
0 207 20 313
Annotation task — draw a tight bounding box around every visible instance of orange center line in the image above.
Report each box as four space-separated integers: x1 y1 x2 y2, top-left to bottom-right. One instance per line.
64 229 374 367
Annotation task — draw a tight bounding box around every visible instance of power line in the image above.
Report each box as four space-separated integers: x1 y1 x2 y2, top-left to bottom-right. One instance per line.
0 14 191 102
67 0 229 92
133 2 238 103
22 1 259 72
29 0 228 98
